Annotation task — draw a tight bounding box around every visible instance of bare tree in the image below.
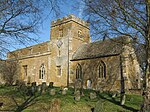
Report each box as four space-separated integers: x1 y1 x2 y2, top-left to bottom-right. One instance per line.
0 60 19 85
0 0 62 58
82 0 150 111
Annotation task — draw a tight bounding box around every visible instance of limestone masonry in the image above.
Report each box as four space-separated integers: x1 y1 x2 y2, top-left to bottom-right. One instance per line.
7 15 141 91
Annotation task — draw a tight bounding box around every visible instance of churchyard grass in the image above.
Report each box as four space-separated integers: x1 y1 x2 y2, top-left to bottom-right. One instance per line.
0 86 143 112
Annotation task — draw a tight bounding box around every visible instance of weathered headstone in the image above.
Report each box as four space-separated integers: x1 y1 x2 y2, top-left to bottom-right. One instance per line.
17 83 28 95
74 90 80 101
87 79 92 89
90 92 97 100
31 82 37 94
37 85 42 93
61 89 67 95
26 86 33 96
41 82 47 94
50 89 56 96
120 94 126 105
49 82 54 88
27 82 31 87
112 92 117 98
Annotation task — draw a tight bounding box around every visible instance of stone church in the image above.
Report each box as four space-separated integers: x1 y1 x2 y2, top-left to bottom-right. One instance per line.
7 15 141 91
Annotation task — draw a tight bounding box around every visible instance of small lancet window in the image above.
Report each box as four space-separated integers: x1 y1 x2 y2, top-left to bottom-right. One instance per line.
57 66 62 76
76 64 82 79
39 64 45 79
97 61 106 79
23 65 27 76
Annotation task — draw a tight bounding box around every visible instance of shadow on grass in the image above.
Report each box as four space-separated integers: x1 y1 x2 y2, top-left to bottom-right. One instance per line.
97 93 138 112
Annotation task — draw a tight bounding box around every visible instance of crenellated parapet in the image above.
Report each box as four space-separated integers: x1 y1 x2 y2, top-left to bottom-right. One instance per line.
51 14 89 28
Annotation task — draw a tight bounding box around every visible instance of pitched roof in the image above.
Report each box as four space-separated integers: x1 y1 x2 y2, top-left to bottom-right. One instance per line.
72 36 129 60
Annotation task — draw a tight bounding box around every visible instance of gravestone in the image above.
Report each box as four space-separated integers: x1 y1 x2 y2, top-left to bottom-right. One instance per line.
90 92 97 100
31 82 36 87
31 82 37 94
112 93 117 98
121 94 126 105
41 82 47 94
50 89 56 96
27 82 31 87
87 79 92 89
18 83 28 95
37 85 42 93
74 90 80 101
61 89 67 95
26 86 33 96
112 90 119 98
49 82 54 88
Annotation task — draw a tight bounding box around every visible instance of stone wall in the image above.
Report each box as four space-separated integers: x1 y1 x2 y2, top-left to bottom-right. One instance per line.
7 14 91 87
49 14 90 86
7 41 50 59
6 15 141 90
70 55 121 91
70 44 141 91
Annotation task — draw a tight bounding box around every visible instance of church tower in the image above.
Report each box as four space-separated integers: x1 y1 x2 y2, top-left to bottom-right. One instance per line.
49 15 90 86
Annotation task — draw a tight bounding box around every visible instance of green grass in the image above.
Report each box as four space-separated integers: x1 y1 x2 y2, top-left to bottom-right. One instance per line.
0 86 143 112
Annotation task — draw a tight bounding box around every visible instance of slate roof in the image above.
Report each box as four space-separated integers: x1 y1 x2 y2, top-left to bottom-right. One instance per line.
72 36 129 60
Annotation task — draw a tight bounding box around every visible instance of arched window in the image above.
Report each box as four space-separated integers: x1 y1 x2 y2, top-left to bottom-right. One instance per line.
97 61 106 79
76 64 82 79
39 64 45 79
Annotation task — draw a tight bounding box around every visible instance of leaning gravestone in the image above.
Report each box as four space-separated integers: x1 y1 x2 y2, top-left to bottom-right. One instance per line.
74 90 80 101
50 89 56 96
121 94 126 105
90 92 97 100
112 90 119 98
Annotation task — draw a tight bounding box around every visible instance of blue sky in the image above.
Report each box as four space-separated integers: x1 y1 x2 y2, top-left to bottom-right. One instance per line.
7 0 87 53
36 0 85 44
